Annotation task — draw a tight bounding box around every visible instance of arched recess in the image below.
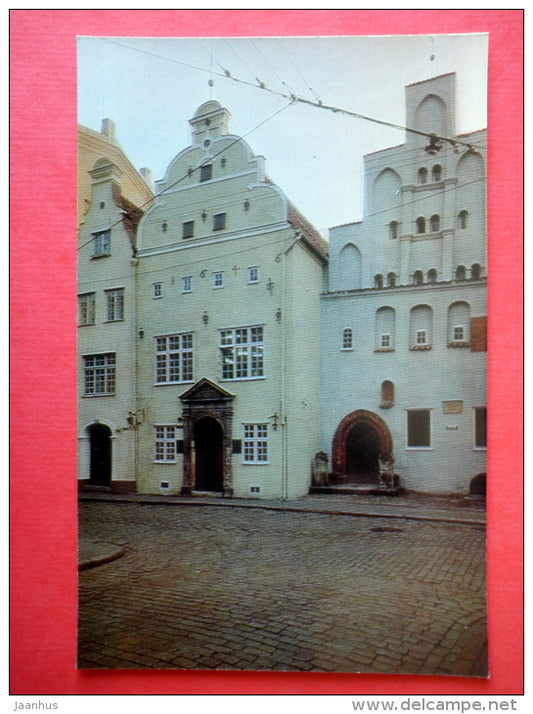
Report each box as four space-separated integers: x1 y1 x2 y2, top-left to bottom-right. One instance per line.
372 168 401 219
414 94 447 138
338 243 362 290
332 409 393 481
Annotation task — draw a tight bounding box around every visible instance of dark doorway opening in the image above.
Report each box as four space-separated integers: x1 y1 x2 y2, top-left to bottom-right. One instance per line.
346 422 381 483
89 423 112 486
194 417 224 492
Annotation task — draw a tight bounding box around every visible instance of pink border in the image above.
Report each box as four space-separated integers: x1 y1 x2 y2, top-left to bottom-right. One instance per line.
10 10 523 695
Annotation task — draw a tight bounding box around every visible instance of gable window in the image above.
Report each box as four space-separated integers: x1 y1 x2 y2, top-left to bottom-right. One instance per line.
474 407 487 449
342 328 353 350
182 220 195 239
83 353 116 395
407 409 431 448
430 214 440 232
243 424 269 463
213 271 224 288
155 426 180 462
155 333 194 384
459 210 468 229
213 212 226 231
432 164 442 182
416 217 426 234
200 164 212 182
105 288 124 322
153 282 162 298
389 221 399 240
92 230 110 256
78 292 95 326
220 326 264 380
182 276 193 293
248 266 259 284
418 168 428 184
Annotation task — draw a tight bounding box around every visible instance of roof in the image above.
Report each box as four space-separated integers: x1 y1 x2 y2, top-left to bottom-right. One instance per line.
287 201 329 261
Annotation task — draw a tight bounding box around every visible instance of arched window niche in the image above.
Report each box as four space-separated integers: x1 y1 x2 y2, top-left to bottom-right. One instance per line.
416 217 426 234
432 164 442 182
413 270 424 286
427 268 438 284
447 301 471 347
375 306 396 352
389 221 399 240
374 274 384 289
430 214 440 232
409 304 433 350
380 380 395 409
418 167 428 184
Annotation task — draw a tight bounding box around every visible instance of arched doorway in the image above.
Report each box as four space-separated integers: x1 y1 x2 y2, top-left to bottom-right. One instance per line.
332 410 393 484
89 423 112 486
194 416 224 492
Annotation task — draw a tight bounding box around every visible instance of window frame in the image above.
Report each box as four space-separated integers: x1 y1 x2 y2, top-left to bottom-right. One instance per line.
200 164 212 182
105 287 124 322
78 292 95 326
182 276 193 293
220 325 264 381
92 229 111 257
248 266 260 284
213 271 224 289
430 214 440 232
153 282 162 299
213 212 227 231
83 352 116 396
341 327 354 350
406 409 432 449
155 333 194 385
154 425 181 463
242 423 269 464
182 220 195 239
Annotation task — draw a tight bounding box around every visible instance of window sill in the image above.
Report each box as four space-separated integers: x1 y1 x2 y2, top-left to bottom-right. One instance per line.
374 348 394 353
221 376 266 382
242 461 270 466
447 341 471 348
82 393 116 398
103 319 125 324
154 380 195 387
409 345 432 351
473 447 487 452
154 460 178 464
341 348 354 352
78 323 95 328
91 253 111 259
405 446 433 451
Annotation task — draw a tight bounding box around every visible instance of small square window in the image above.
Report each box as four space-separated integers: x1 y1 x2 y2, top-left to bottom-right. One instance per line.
213 271 224 288
200 164 212 182
182 221 195 239
182 276 192 293
416 330 427 345
213 212 226 231
453 325 465 341
381 334 391 348
248 266 259 284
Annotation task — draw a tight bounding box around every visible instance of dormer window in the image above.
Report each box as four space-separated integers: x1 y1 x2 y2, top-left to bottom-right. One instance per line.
200 164 212 182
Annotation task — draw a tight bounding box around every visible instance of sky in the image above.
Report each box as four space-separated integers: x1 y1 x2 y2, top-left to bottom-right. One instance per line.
77 34 487 233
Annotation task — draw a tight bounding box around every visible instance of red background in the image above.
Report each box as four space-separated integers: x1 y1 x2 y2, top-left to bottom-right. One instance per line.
9 9 524 695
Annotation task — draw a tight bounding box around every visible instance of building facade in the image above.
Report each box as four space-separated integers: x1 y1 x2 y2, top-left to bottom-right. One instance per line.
77 74 487 498
77 123 154 492
320 74 487 494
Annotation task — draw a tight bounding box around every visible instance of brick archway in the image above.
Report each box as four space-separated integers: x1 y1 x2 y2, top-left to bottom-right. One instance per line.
332 409 393 476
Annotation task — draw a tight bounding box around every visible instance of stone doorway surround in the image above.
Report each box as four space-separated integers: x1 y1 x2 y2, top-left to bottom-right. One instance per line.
332 409 393 482
179 378 235 497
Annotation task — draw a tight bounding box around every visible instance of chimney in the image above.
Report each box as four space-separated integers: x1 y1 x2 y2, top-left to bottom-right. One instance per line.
101 118 116 142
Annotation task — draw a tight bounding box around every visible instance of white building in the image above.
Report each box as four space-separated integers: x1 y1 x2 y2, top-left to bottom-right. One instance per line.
320 73 487 494
133 100 328 499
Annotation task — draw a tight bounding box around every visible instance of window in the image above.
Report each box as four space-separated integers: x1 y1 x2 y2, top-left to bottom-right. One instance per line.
409 304 433 349
200 164 212 182
153 282 162 298
471 263 482 280
243 424 268 463
155 334 194 383
427 268 438 284
418 168 428 184
375 306 395 351
374 274 384 289
432 164 442 182
105 288 124 321
182 221 194 239
387 272 396 288
213 212 226 231
430 214 440 232
407 409 431 448
342 328 353 350
92 230 110 256
220 326 264 380
474 407 487 449
213 271 224 288
416 329 428 345
78 292 95 326
455 265 466 281
413 270 424 286
248 266 259 284
182 276 192 293
416 217 426 234
83 353 116 395
453 325 465 341
459 210 468 229
381 380 395 408
380 334 391 348
155 426 180 462
389 221 399 240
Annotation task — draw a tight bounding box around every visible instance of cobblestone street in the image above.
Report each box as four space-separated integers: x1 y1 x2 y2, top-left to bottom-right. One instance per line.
78 500 487 675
